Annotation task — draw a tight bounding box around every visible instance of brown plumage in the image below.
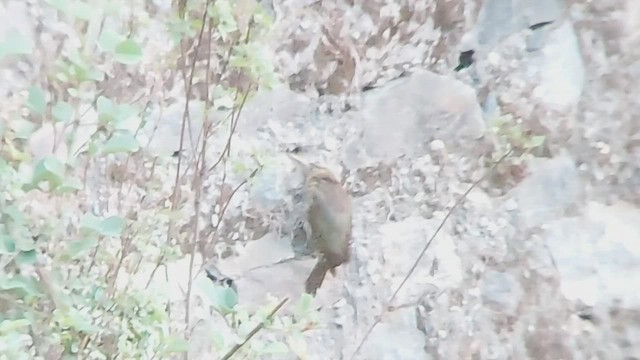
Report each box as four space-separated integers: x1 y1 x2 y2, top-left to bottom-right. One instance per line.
291 157 353 295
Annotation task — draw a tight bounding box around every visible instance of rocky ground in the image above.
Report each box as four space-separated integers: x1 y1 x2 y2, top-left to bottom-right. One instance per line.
2 0 640 359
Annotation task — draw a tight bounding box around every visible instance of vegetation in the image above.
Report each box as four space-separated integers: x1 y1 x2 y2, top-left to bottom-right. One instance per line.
0 0 315 358
488 114 547 186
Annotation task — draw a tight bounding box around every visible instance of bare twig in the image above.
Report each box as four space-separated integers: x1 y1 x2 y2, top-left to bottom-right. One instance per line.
207 87 252 172
220 297 289 360
207 16 256 173
144 1 211 291
107 234 133 296
196 166 261 278
55 88 107 156
34 266 65 310
184 9 216 337
349 149 513 359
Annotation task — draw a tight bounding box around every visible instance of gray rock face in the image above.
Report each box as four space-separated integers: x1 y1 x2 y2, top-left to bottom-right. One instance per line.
139 101 206 157
481 270 523 316
379 216 463 305
531 20 585 111
476 0 564 48
360 309 431 360
467 0 584 137
545 201 640 309
508 151 583 228
359 70 485 161
543 201 640 358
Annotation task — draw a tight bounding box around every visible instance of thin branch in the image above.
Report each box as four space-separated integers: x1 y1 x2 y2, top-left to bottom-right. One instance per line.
196 166 261 278
349 149 514 359
56 88 107 156
144 0 210 291
207 87 252 172
185 7 215 337
220 297 289 360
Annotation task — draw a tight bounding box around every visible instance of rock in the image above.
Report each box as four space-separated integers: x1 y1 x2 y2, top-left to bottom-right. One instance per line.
476 0 524 48
355 307 430 360
359 70 485 162
545 201 640 309
212 231 353 311
221 257 315 310
532 20 585 111
624 0 640 48
525 316 574 360
476 0 564 49
219 231 297 274
481 270 523 316
380 216 463 305
508 151 583 228
139 101 206 157
249 154 303 212
236 85 312 137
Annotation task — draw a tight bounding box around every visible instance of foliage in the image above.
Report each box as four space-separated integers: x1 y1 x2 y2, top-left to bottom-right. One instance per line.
198 278 321 359
0 0 313 359
488 114 547 184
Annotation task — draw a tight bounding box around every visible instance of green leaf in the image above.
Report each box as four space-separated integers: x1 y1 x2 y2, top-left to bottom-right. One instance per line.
0 234 16 254
295 293 314 315
79 214 125 237
65 308 100 333
211 0 238 38
58 177 83 193
85 67 105 82
198 277 238 314
529 135 546 148
262 341 289 354
31 156 65 189
15 250 37 266
166 17 197 43
96 96 114 121
0 274 42 298
98 29 125 52
114 39 142 65
3 204 26 224
59 52 104 82
0 319 30 334
14 235 35 252
27 86 47 115
46 0 68 12
51 101 74 122
64 236 98 258
9 118 36 139
0 32 34 59
113 105 138 127
70 1 95 20
103 132 139 154
159 336 190 355
97 97 138 126
100 216 126 236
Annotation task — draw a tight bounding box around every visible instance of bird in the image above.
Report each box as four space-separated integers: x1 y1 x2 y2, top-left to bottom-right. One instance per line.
288 154 353 295
204 263 238 295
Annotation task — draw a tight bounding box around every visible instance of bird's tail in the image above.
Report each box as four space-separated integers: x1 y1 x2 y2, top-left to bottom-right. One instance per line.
305 258 330 295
